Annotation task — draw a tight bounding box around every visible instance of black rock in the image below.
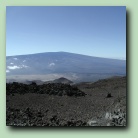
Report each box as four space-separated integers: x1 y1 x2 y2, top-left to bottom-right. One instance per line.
6 82 86 97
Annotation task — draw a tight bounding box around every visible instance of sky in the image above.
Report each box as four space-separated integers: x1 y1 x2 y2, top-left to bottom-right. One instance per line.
6 6 126 60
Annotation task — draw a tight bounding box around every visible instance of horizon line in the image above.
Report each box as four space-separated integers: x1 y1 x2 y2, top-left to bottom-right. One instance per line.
6 51 126 61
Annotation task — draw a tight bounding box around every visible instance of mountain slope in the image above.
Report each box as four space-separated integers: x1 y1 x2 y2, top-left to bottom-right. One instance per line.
6 52 126 82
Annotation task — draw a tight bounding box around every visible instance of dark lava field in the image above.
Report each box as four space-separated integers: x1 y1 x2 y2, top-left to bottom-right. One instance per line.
6 76 126 127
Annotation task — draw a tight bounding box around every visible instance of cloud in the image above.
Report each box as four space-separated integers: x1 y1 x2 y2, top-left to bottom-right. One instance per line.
6 70 10 73
7 65 28 70
7 66 21 70
22 65 28 68
49 63 55 67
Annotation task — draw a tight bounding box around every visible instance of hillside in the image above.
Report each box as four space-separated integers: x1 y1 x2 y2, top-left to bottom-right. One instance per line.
6 52 126 83
6 76 126 126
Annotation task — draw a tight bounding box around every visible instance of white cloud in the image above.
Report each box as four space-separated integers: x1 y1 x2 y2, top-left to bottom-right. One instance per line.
6 70 10 73
49 63 55 67
13 58 18 60
10 63 14 65
7 66 21 70
7 65 28 70
22 65 28 68
72 73 78 79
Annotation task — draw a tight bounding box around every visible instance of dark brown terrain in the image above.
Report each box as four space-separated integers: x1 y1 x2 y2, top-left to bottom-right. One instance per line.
6 76 126 126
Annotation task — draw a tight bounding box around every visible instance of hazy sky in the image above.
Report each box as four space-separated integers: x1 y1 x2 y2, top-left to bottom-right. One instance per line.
6 6 126 59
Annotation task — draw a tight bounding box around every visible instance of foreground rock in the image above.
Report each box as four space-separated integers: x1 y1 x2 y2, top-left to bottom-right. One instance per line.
6 107 87 126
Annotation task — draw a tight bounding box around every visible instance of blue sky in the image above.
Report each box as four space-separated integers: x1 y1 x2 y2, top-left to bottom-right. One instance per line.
6 6 126 59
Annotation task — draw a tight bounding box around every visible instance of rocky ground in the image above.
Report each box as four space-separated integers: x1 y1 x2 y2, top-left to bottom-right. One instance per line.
6 76 126 126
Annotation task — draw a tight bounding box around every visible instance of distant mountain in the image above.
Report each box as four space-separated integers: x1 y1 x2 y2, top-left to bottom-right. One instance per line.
6 52 126 82
50 77 73 84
